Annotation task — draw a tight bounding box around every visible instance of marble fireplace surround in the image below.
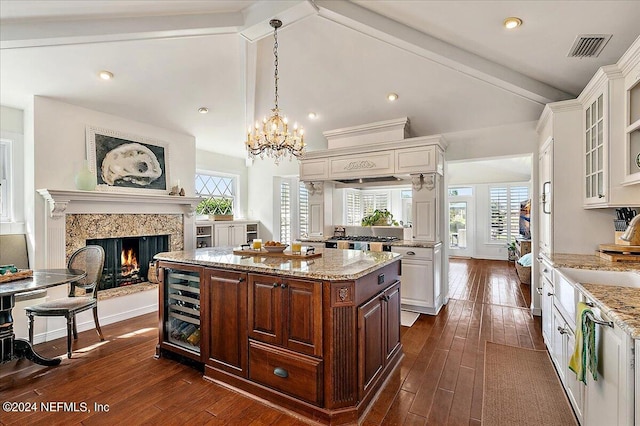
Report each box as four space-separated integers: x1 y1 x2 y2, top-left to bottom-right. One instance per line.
38 189 201 298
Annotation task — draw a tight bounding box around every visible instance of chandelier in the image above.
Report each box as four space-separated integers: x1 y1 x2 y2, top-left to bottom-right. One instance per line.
246 19 305 164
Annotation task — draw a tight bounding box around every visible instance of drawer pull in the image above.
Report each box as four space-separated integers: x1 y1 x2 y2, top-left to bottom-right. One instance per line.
547 292 554 296
406 251 416 255
557 326 568 335
273 367 289 378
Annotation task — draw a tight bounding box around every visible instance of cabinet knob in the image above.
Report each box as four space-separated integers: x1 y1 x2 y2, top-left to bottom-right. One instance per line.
280 283 288 289
557 326 568 335
273 367 289 378
547 292 554 296
598 193 605 198
238 277 245 283
406 251 416 256
272 283 279 288
380 294 389 301
543 269 548 273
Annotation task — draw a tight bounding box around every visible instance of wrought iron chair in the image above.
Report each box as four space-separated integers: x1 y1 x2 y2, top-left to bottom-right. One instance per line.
26 245 106 358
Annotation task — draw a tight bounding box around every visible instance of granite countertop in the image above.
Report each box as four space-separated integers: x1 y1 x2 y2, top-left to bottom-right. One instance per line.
155 247 401 281
577 283 640 339
547 252 640 338
545 253 640 271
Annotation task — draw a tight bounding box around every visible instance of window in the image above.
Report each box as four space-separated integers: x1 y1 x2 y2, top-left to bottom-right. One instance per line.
280 181 291 244
489 185 529 243
0 139 11 221
345 189 389 225
195 173 236 216
345 190 362 226
449 187 473 197
299 182 309 238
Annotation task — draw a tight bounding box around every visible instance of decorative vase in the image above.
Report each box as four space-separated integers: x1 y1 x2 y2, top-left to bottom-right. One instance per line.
75 161 97 191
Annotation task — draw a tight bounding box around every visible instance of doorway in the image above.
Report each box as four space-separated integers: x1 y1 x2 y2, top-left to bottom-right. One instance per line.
448 187 474 257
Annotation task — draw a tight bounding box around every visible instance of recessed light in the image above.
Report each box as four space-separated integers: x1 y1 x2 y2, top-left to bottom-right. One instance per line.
198 107 209 114
308 112 317 119
99 70 114 80
387 93 399 101
503 17 522 29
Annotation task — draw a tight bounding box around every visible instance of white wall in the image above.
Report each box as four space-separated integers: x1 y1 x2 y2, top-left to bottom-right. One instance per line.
32 96 196 268
247 156 298 241
196 149 249 218
445 121 539 161
0 105 26 234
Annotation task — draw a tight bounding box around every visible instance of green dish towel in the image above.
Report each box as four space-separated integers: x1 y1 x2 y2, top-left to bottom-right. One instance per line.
568 301 598 384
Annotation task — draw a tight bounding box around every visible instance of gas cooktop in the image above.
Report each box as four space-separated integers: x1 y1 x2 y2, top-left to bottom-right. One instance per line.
329 236 399 243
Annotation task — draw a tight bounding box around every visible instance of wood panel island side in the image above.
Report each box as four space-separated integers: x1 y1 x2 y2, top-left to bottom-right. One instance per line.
153 247 402 425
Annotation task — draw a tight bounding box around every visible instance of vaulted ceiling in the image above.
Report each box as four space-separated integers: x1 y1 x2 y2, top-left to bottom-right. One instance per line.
1 1 639 159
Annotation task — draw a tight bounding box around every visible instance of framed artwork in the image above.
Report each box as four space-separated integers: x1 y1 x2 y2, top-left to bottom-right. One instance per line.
86 126 170 194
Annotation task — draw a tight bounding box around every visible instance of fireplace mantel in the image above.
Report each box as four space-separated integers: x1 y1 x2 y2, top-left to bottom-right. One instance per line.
37 189 201 219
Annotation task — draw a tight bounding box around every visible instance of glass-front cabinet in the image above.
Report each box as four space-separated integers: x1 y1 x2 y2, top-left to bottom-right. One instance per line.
584 91 608 205
160 265 202 359
625 74 640 185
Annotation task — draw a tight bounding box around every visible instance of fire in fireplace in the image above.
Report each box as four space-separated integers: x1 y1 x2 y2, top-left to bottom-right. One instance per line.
87 235 169 291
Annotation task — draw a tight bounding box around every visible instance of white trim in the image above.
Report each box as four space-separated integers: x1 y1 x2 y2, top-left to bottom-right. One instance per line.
0 138 12 221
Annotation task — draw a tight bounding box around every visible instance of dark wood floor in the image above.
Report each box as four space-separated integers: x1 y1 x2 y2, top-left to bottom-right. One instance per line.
1 259 543 425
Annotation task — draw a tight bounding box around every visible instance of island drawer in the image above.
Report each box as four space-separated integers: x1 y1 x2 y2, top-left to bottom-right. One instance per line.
249 340 323 406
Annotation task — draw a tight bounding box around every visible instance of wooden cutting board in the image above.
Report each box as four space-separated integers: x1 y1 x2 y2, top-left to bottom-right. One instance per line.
597 244 640 262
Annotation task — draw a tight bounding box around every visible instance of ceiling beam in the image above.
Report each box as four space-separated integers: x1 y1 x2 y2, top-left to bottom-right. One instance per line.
315 0 573 105
0 12 244 49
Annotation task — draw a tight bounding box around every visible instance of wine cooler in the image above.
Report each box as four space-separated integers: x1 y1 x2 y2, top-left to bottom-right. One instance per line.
165 268 201 354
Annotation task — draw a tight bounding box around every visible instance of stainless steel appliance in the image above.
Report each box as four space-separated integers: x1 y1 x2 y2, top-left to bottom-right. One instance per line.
324 235 398 251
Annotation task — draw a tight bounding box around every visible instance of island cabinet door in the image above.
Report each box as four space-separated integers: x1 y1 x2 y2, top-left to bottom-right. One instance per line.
384 281 401 363
282 278 323 357
358 295 385 399
202 268 248 378
248 274 284 346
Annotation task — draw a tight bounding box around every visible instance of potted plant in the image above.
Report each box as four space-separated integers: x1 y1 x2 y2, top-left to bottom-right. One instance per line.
361 209 399 226
196 197 234 221
507 241 517 261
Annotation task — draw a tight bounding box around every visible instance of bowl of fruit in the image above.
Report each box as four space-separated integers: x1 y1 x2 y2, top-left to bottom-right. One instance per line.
263 241 288 253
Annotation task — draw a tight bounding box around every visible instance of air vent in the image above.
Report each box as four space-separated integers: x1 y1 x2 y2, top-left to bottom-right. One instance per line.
567 34 612 58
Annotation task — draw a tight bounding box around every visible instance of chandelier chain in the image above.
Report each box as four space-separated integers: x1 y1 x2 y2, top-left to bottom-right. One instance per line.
245 18 304 165
273 24 279 111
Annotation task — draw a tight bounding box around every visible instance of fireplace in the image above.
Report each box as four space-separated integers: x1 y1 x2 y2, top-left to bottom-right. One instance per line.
87 235 169 291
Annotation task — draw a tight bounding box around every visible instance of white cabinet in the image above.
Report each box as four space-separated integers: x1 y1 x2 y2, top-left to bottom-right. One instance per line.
411 173 440 243
579 64 639 208
391 244 442 315
583 87 608 205
623 63 640 185
196 222 214 248
213 222 259 247
539 138 553 256
584 307 633 426
621 37 640 185
539 261 553 347
550 305 585 423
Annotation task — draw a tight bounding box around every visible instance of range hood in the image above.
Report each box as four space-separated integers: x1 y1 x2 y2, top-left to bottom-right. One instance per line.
299 117 447 184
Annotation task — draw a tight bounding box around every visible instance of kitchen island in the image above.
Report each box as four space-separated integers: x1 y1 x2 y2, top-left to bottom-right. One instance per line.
154 247 402 425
